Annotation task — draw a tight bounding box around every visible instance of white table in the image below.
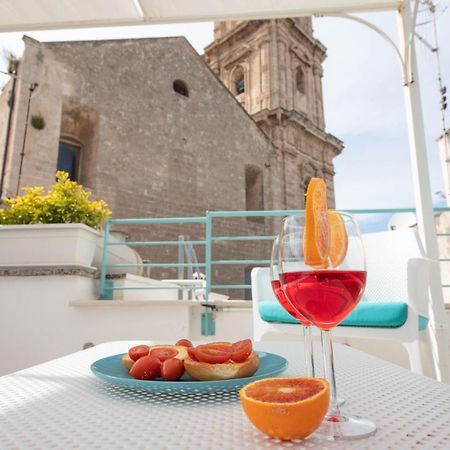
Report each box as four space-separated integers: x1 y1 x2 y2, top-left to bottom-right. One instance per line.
1 341 450 449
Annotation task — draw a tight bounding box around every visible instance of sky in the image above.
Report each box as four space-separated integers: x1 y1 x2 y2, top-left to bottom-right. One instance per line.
0 5 449 230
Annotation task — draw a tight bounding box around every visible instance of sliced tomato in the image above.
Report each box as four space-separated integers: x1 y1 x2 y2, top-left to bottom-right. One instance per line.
161 358 185 381
205 342 232 352
194 346 232 364
128 345 150 362
149 347 178 362
231 339 252 362
187 346 198 361
129 355 161 380
175 339 193 348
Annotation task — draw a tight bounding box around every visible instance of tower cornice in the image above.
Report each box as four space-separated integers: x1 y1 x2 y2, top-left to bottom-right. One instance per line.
204 21 264 54
252 108 343 157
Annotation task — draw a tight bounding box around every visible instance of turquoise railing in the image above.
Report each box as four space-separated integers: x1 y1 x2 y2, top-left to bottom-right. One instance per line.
99 207 450 300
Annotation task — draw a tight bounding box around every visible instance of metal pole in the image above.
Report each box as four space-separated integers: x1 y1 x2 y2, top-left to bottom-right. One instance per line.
397 1 450 382
15 82 38 196
177 235 184 300
205 212 212 303
99 220 111 300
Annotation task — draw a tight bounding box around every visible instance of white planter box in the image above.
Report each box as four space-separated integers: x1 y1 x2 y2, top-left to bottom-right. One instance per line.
0 223 101 267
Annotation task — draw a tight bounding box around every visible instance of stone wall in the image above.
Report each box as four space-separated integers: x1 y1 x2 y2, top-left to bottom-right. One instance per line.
0 36 280 296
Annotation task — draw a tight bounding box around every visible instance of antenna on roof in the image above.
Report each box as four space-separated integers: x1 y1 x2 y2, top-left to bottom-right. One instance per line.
415 0 448 132
415 1 450 202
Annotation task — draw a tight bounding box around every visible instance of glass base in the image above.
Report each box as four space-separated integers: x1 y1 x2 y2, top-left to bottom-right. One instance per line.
313 414 377 441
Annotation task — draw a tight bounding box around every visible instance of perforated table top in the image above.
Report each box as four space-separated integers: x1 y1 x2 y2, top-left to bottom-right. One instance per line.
1 341 449 449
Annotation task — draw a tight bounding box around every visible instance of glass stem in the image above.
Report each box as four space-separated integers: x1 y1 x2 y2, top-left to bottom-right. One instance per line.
302 325 315 377
321 329 339 414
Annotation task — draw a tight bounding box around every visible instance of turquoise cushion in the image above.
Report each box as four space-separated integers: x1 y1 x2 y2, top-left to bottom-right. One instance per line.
340 302 407 328
259 301 428 330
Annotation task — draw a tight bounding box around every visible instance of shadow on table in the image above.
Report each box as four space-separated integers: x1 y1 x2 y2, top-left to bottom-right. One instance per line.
94 379 242 406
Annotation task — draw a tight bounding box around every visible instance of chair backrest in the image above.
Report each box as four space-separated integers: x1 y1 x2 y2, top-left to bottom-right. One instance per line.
251 228 424 306
361 228 423 302
251 267 276 304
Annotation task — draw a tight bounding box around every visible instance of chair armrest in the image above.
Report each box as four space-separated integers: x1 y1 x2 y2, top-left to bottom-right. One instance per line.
407 257 435 318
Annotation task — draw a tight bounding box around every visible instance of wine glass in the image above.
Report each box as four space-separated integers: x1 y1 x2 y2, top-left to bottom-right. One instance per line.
270 235 315 377
278 212 376 440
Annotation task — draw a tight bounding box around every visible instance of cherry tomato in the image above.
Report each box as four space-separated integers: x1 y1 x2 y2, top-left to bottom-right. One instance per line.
187 346 198 361
129 355 161 380
150 347 178 362
161 358 185 381
231 339 252 362
128 345 150 362
194 346 232 364
175 339 193 348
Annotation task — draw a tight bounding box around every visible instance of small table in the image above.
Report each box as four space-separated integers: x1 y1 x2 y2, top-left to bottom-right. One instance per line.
1 341 449 449
161 279 205 300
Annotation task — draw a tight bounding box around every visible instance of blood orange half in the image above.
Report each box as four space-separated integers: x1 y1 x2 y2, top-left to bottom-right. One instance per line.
240 377 330 441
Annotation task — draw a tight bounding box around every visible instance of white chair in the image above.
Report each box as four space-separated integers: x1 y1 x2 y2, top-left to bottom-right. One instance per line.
251 228 436 376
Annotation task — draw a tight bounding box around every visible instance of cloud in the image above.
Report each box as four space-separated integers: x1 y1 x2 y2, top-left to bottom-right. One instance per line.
314 8 450 209
314 12 406 137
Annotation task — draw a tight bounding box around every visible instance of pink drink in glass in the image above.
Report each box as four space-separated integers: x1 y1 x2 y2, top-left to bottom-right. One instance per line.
271 279 311 325
280 270 366 330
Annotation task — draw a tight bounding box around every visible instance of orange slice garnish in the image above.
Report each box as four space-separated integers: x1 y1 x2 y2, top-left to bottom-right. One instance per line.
328 210 348 267
304 178 329 267
240 377 330 441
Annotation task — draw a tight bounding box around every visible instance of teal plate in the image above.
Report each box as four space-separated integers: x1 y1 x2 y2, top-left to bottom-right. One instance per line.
91 351 288 393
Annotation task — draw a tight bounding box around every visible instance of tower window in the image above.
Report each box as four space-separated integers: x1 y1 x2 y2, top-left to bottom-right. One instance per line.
245 164 264 217
57 141 80 181
296 67 306 94
233 67 245 95
173 80 189 97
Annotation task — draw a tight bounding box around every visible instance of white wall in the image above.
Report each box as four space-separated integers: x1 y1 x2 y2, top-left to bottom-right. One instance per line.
0 274 253 376
1 273 448 377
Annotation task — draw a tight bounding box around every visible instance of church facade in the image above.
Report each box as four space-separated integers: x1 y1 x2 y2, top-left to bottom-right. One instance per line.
205 19 342 208
0 20 342 293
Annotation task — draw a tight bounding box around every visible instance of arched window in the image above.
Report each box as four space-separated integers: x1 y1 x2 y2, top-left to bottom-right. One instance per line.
245 164 264 215
296 66 306 94
233 66 245 95
57 140 81 181
173 79 189 97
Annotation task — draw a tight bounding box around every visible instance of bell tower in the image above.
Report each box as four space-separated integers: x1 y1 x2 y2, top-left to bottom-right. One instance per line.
204 19 343 208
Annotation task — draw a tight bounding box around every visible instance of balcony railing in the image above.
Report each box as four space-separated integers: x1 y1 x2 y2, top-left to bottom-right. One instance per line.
100 207 450 302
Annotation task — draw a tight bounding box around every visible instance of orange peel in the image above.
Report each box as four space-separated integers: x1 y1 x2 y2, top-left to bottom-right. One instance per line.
304 178 329 267
328 210 348 267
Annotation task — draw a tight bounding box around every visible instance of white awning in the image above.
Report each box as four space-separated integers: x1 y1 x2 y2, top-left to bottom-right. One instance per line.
1 0 449 383
0 0 404 33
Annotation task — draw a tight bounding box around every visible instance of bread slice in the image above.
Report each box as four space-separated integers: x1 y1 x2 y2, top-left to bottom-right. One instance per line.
184 351 259 381
149 345 189 360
